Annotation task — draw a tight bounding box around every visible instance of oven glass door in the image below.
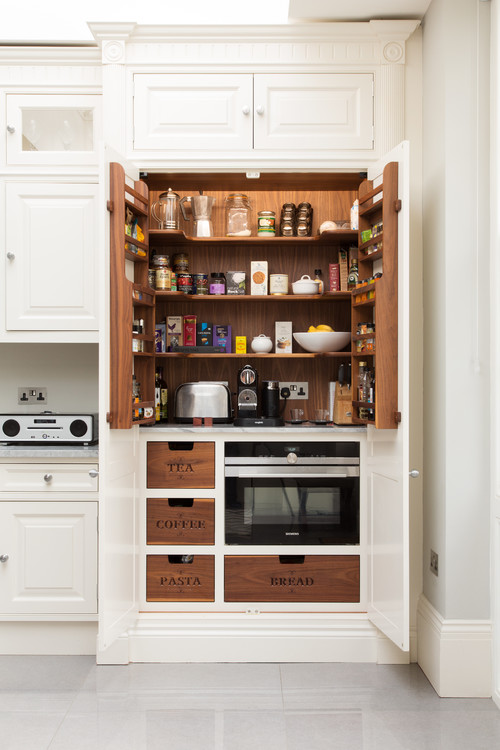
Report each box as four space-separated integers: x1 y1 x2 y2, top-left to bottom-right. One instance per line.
225 475 359 545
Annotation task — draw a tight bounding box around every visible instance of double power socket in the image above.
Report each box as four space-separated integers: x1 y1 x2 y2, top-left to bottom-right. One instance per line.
18 387 47 405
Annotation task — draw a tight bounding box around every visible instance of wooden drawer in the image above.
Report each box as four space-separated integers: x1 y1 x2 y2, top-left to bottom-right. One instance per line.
147 498 215 545
0 463 99 493
224 555 360 603
147 442 215 489
146 554 215 601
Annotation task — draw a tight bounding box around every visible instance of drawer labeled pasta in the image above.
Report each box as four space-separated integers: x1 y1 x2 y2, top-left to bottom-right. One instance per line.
147 442 215 489
146 554 215 601
147 498 215 545
224 555 360 603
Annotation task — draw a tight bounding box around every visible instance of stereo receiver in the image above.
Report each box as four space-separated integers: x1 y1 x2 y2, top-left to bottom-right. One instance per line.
0 412 98 445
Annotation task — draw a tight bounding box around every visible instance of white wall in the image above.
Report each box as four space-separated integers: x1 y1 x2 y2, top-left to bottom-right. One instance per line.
0 344 98 414
422 0 491 620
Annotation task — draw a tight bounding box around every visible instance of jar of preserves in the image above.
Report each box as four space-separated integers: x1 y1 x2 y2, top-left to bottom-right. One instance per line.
225 193 252 236
209 272 226 295
257 210 276 237
172 252 189 273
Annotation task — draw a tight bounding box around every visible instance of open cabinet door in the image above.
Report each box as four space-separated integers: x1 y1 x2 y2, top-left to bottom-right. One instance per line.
97 147 144 658
366 141 411 651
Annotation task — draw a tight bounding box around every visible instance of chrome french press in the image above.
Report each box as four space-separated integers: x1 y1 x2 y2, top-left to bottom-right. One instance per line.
151 188 181 230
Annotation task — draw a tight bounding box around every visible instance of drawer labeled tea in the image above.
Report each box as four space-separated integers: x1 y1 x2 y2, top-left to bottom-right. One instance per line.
147 441 215 489
147 554 215 601
224 555 360 602
147 497 215 545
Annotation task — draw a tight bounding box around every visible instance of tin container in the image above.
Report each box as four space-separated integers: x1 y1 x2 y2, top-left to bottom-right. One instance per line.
177 273 193 294
172 252 189 273
269 273 288 295
192 273 208 295
155 267 171 291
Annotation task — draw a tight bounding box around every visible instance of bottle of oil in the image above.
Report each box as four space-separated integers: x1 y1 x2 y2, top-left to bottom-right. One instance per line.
157 366 168 422
347 258 359 290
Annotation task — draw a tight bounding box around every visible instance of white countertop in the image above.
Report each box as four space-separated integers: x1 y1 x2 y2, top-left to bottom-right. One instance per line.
140 423 366 434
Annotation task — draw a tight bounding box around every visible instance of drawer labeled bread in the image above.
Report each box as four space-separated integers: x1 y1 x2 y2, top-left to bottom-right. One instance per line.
224 555 360 602
146 554 215 601
147 498 215 545
147 442 215 489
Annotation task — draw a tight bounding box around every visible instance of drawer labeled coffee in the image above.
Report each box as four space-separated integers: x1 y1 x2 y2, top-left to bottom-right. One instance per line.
146 554 215 601
147 441 215 489
147 498 215 545
224 555 360 603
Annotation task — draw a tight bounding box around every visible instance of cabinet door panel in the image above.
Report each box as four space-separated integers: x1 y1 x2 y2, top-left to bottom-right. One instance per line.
0 501 97 614
5 183 99 331
0 464 98 493
133 74 253 150
254 74 374 151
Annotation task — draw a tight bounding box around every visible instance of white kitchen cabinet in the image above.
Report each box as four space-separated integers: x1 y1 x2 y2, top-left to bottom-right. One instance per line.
5 94 102 167
132 73 373 153
0 463 99 493
0 501 97 615
5 181 99 333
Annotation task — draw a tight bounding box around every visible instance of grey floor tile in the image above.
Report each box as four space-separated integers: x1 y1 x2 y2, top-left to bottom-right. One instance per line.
48 711 149 750
0 710 66 750
0 655 94 692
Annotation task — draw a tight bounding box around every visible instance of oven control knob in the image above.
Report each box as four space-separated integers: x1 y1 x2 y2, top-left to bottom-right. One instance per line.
286 452 298 464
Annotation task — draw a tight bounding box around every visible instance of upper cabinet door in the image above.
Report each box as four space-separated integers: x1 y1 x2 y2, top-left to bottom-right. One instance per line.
253 74 374 151
5 182 99 331
6 94 102 167
133 74 253 151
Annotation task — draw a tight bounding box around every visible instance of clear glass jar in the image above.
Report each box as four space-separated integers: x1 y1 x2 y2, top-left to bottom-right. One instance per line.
225 193 252 237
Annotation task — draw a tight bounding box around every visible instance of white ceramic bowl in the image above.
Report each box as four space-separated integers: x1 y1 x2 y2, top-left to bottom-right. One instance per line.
291 275 320 295
251 334 273 353
293 331 351 353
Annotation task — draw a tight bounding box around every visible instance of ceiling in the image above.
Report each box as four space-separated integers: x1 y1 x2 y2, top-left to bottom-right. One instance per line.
288 1 433 21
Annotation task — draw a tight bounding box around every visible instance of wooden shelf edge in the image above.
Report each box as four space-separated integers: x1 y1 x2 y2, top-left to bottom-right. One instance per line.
148 229 357 245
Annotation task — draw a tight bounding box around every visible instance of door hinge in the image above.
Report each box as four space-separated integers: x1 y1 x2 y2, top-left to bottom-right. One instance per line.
106 200 114 213
394 411 402 423
394 199 402 213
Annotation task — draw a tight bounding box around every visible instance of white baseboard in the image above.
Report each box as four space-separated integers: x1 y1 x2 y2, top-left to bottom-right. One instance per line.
417 595 492 697
96 612 415 665
0 622 97 655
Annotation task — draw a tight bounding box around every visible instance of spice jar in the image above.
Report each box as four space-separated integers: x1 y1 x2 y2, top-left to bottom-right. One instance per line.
225 193 252 236
209 272 226 295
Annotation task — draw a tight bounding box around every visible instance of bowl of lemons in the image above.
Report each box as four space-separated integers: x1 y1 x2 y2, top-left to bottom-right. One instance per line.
293 325 351 353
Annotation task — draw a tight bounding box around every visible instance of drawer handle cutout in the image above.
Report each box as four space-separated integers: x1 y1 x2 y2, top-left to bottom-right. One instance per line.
167 442 194 451
279 555 305 565
168 554 194 564
168 499 194 508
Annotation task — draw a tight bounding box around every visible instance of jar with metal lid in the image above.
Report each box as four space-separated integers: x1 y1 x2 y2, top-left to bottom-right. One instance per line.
257 210 276 237
209 272 226 295
225 193 252 237
151 254 170 268
172 252 189 273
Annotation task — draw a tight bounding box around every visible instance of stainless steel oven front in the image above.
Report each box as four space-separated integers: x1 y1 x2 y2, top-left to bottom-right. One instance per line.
224 441 359 546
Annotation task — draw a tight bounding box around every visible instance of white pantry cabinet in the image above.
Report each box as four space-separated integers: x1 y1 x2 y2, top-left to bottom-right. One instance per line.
0 501 97 615
132 73 374 153
4 181 99 333
5 94 102 167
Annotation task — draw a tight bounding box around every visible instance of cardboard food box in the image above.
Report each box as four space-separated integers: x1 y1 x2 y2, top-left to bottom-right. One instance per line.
167 316 183 351
155 323 166 353
339 249 349 291
329 263 340 292
226 271 246 295
250 261 268 295
213 324 232 352
235 336 247 354
333 382 353 425
275 321 292 353
196 321 213 346
183 315 197 347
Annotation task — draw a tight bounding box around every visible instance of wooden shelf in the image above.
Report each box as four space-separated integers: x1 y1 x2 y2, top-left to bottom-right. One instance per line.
155 351 350 359
359 232 383 254
148 229 358 245
154 291 351 302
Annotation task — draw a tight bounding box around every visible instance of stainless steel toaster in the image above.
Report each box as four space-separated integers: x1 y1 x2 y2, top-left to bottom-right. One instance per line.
174 382 233 423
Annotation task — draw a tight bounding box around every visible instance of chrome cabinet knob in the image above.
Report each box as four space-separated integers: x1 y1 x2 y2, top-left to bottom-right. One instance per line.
255 105 265 116
6 125 15 134
242 105 250 115
88 469 99 478
43 473 53 483
6 252 15 260
0 554 9 563
409 469 420 478
286 452 298 464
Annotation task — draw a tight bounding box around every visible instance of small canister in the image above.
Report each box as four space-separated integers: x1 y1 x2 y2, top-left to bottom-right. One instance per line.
172 252 189 273
269 273 288 295
155 267 171 291
209 272 226 295
192 273 209 295
177 273 193 294
258 210 276 236
148 268 156 289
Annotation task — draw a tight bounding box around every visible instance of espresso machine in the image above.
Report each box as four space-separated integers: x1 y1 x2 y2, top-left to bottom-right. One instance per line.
233 365 284 427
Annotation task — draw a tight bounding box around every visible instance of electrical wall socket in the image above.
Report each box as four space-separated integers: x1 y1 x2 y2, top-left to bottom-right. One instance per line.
430 549 439 576
279 382 308 399
18 387 47 405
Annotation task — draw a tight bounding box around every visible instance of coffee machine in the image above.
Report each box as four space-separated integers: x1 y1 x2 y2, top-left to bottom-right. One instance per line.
234 366 284 427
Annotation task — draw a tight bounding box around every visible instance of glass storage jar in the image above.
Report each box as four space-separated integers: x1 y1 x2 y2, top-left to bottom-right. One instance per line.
225 193 252 237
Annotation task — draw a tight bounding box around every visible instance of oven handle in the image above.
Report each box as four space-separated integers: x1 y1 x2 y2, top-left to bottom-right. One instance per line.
225 467 358 478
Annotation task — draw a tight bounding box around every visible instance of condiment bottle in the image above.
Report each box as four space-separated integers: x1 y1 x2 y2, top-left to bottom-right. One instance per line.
347 259 359 290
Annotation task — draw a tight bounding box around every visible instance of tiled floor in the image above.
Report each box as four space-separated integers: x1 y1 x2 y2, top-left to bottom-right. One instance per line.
0 657 499 749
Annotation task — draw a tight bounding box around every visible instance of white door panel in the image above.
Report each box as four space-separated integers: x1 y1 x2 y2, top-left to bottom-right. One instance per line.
366 141 410 651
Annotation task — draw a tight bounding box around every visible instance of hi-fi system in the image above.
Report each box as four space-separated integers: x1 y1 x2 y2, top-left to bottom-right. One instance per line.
0 413 98 445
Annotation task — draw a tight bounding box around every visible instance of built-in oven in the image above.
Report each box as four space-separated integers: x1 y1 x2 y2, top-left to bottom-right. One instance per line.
224 441 359 546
